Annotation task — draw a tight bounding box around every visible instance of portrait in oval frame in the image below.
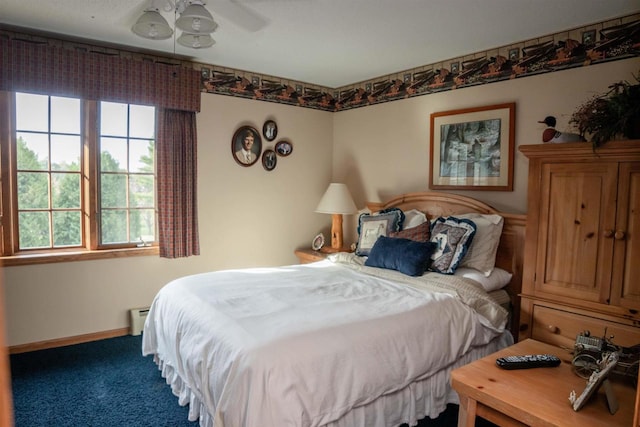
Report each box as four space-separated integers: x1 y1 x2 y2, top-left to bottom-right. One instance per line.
262 149 277 171
275 140 293 157
232 125 262 167
263 120 278 141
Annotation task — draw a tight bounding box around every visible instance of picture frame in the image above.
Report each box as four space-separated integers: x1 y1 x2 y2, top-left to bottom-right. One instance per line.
569 352 619 413
232 125 262 167
508 48 520 61
450 61 460 74
263 120 278 141
311 233 325 251
429 102 515 191
275 140 293 157
262 149 277 171
582 29 596 46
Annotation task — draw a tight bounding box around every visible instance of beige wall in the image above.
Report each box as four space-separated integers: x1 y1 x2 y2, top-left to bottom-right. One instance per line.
4 57 639 347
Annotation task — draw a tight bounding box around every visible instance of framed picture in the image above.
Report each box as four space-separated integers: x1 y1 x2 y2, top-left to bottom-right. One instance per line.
569 352 619 412
582 29 596 46
231 125 262 167
311 233 325 251
403 73 412 83
508 48 520 61
262 149 277 171
263 120 278 141
429 102 515 191
450 61 460 74
275 140 293 157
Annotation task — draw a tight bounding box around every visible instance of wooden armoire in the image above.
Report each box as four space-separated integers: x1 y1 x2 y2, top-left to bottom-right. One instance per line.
518 141 640 349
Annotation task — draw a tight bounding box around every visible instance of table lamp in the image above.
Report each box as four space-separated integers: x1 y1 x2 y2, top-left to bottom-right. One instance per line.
315 183 357 252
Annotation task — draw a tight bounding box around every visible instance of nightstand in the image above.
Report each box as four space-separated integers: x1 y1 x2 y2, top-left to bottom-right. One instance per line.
294 248 328 264
451 339 635 426
294 247 353 264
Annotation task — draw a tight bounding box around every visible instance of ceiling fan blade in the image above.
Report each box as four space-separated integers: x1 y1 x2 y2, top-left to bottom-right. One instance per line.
210 0 268 32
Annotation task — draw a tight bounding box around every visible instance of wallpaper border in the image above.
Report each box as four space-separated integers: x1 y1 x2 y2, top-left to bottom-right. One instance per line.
197 13 640 112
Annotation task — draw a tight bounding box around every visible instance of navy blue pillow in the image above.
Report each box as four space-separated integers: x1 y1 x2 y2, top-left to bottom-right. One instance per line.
364 236 438 277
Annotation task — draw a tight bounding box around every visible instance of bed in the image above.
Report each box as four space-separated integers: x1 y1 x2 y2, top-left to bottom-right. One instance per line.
142 191 526 427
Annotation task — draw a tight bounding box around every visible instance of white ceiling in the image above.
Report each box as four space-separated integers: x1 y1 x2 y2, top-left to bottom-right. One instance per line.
1 0 638 88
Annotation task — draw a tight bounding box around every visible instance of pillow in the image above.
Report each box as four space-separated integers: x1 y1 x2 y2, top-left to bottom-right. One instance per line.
403 209 428 229
428 217 476 274
454 267 513 292
356 208 404 256
456 213 504 276
365 236 438 276
388 221 430 242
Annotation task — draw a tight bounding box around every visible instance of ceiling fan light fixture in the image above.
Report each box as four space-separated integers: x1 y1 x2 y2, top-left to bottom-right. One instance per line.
176 2 217 34
177 32 215 49
132 9 173 40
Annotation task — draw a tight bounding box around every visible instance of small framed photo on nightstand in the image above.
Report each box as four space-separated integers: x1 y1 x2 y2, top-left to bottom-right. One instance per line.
311 233 325 251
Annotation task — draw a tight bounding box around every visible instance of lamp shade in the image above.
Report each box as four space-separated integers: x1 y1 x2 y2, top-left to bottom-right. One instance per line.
315 183 357 215
132 10 173 40
176 2 218 34
177 32 216 48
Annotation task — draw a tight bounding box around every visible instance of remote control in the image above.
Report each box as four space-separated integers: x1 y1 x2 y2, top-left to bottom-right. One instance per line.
496 354 561 370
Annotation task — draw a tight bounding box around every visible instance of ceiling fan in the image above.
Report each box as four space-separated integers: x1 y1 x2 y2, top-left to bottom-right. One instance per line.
132 0 267 49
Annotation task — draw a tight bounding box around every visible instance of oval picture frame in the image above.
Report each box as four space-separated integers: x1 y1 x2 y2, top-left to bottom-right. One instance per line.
275 140 293 157
232 125 262 167
262 149 277 171
263 120 278 141
312 233 325 251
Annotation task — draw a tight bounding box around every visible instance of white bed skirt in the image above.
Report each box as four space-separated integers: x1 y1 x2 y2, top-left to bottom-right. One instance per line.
151 332 513 427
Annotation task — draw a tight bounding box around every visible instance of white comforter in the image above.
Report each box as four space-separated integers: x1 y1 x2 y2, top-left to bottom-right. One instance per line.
142 254 509 427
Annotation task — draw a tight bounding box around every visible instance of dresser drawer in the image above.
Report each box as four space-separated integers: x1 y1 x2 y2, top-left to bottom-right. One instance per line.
531 305 640 349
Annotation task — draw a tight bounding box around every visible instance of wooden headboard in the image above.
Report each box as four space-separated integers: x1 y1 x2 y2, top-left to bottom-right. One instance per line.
368 191 526 339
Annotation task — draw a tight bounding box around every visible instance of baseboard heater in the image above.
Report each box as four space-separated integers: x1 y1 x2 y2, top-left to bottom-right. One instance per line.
129 307 150 336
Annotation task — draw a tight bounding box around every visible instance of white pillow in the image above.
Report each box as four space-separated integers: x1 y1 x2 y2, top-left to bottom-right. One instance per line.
454 267 513 292
403 209 428 229
456 213 504 276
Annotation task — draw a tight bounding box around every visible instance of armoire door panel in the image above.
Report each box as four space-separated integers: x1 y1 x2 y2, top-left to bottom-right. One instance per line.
535 162 617 303
611 162 640 310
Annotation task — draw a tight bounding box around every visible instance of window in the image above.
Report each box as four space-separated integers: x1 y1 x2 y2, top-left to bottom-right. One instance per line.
0 92 158 264
99 102 156 246
15 93 82 250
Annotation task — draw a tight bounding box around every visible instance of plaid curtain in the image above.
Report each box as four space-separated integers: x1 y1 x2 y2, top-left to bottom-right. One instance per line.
157 109 200 258
0 38 201 112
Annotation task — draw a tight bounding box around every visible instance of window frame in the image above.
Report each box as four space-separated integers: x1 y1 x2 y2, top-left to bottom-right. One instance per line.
0 92 158 266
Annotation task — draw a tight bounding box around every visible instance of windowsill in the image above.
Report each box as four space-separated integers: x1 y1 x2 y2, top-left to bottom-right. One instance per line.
1 246 159 267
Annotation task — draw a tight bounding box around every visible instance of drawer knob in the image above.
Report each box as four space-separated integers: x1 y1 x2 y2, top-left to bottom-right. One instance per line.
547 325 559 334
604 229 614 238
614 230 626 240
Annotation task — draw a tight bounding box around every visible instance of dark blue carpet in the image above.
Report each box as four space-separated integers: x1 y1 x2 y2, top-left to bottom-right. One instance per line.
10 335 494 427
10 335 196 427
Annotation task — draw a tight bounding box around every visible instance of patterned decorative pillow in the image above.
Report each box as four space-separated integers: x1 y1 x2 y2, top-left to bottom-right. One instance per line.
365 236 438 276
429 217 477 274
356 208 405 256
388 221 430 242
